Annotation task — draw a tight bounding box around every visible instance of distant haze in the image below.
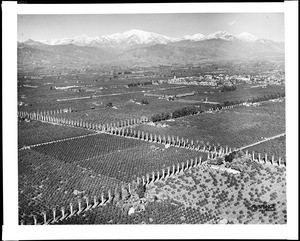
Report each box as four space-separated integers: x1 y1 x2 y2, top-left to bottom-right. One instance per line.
18 13 284 42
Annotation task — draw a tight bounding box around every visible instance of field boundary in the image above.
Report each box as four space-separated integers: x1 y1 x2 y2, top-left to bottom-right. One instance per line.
149 95 285 123
20 153 209 225
237 133 286 151
19 132 100 151
244 149 286 167
18 109 235 155
18 96 286 225
20 146 285 225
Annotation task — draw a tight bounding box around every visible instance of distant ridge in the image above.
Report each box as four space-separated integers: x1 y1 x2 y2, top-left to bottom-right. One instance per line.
18 29 285 68
19 29 282 48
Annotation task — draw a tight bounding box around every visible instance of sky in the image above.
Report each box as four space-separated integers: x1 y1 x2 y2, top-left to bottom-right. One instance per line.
18 13 284 42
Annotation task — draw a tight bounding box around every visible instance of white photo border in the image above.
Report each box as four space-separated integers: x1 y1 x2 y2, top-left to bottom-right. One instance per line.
3 1 298 240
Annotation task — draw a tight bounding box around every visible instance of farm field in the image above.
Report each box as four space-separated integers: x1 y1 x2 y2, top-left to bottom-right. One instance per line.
56 199 185 225
45 93 211 123
32 133 203 183
246 135 286 160
74 143 204 183
127 99 285 149
181 84 284 103
17 56 287 226
19 149 123 224
55 155 286 224
32 133 146 163
19 133 205 224
19 82 211 120
18 119 94 148
146 157 286 224
19 78 284 123
49 101 204 123
18 88 137 113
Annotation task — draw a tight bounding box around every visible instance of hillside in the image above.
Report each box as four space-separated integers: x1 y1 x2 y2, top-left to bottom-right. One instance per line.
17 30 285 68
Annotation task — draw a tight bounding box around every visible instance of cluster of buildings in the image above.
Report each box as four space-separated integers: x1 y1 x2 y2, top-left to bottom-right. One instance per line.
153 72 285 87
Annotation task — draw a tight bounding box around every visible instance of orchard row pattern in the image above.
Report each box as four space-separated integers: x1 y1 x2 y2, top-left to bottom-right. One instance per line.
246 136 286 160
19 149 124 224
18 97 285 224
21 151 210 225
18 97 284 152
32 132 218 183
18 120 94 149
18 95 284 148
18 109 149 131
26 151 286 225
20 146 285 225
128 99 285 149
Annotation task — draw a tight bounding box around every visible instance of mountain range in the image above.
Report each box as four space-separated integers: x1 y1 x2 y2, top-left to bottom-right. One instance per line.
18 29 285 68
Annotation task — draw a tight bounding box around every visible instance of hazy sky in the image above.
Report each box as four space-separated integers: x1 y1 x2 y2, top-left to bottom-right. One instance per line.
18 13 284 42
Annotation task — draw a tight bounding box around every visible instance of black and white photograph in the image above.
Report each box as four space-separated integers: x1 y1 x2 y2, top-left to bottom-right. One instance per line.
2 1 299 240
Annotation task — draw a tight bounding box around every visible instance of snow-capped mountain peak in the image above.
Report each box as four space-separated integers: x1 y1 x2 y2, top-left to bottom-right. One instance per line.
31 29 279 48
237 32 258 42
180 35 193 40
91 29 175 46
206 31 236 41
40 34 94 46
122 29 151 37
180 33 206 41
73 34 94 45
122 29 173 44
191 33 206 41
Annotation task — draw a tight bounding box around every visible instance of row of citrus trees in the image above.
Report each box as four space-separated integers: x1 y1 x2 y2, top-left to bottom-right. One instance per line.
18 109 149 131
106 125 234 157
18 95 285 224
21 153 211 225
18 107 235 156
